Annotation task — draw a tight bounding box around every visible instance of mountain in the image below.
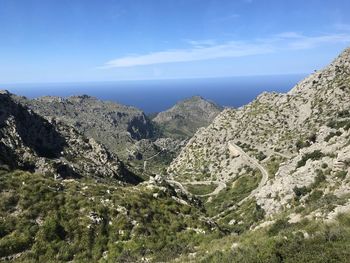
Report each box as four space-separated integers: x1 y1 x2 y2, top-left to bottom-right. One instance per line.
168 47 350 221
0 90 223 262
14 94 158 157
2 48 350 262
14 94 221 176
153 96 223 138
0 91 139 184
13 94 178 175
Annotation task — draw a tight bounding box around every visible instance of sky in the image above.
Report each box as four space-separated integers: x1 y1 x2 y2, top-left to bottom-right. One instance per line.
1 0 350 84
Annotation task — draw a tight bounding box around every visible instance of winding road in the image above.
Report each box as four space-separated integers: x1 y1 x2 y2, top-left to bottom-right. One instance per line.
211 141 269 220
166 141 270 220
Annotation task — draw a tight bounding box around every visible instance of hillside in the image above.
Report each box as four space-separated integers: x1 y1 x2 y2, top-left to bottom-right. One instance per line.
0 169 221 262
14 95 158 157
153 96 223 138
168 47 350 222
14 95 217 176
1 48 350 262
0 91 139 184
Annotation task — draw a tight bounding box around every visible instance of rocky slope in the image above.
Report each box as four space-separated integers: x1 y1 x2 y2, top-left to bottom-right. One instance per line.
14 94 209 175
1 49 350 262
153 96 223 138
0 91 139 184
14 94 158 157
168 47 350 220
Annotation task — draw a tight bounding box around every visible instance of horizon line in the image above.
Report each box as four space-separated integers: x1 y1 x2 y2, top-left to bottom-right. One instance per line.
0 72 308 87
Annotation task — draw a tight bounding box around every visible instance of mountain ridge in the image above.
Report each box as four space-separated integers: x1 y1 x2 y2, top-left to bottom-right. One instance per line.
167 47 350 219
0 91 140 184
153 95 223 138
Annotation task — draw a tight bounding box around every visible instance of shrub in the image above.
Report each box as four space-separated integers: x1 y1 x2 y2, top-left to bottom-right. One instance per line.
325 131 342 142
256 151 267 161
296 150 325 168
313 169 326 187
296 140 310 150
268 218 290 236
293 186 310 199
335 171 347 180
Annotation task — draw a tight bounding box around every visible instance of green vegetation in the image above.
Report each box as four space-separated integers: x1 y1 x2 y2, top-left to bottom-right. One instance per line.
295 134 317 150
327 119 350 130
0 169 221 262
266 155 286 179
255 151 267 161
335 170 348 180
295 139 310 150
205 169 262 217
296 150 325 168
325 130 342 142
185 183 217 195
293 186 310 199
193 213 350 263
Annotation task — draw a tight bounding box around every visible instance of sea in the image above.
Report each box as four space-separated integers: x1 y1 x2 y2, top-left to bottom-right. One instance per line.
2 74 306 113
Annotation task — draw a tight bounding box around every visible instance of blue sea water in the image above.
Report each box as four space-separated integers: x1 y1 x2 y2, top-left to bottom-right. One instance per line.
2 74 306 113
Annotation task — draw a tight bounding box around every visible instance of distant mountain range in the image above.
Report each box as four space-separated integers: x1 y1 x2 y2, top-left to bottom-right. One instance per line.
9 93 222 176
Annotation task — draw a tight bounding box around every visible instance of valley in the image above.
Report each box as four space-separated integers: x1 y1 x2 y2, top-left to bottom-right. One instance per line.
0 47 350 262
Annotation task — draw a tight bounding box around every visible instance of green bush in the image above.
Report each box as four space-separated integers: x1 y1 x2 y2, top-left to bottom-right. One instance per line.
335 170 347 180
325 131 342 142
312 169 326 187
296 150 325 168
293 186 311 199
0 170 219 261
268 218 290 236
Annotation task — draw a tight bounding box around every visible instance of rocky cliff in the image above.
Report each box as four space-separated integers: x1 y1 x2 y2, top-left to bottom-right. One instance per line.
0 91 139 184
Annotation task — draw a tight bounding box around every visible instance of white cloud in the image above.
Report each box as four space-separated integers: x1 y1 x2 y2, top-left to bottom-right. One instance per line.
286 34 350 49
101 32 350 68
184 39 217 47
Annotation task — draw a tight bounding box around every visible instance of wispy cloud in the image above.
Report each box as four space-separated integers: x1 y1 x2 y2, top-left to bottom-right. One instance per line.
184 39 217 47
101 32 350 68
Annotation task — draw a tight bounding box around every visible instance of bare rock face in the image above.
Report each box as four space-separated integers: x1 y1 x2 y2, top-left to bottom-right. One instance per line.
153 96 222 138
168 47 350 218
0 92 139 184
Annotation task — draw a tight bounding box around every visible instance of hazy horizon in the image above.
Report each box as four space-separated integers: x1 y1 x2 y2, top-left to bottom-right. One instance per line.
3 73 305 113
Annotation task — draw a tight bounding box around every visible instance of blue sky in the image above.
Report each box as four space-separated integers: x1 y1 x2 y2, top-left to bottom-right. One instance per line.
1 0 350 83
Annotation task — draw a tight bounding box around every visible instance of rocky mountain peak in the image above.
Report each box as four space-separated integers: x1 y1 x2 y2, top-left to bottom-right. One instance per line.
0 89 10 95
153 96 222 138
